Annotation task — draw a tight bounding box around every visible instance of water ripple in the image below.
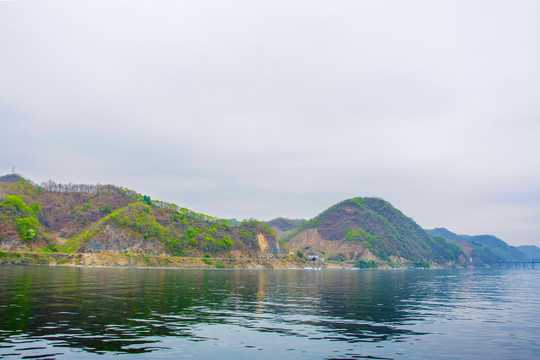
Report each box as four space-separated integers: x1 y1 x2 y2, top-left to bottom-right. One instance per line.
0 267 539 359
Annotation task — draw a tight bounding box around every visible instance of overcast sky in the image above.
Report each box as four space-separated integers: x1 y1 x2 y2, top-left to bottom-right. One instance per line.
1 0 540 246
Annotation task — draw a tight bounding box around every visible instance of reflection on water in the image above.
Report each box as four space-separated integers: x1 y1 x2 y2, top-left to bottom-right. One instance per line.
0 266 539 359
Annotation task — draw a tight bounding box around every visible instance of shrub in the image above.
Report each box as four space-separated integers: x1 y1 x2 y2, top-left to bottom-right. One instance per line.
355 259 378 269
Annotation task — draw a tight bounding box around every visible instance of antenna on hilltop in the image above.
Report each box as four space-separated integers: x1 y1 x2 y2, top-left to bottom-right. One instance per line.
12 167 14 174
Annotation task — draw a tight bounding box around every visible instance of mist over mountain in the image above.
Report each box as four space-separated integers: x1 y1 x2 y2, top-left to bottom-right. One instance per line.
517 245 540 261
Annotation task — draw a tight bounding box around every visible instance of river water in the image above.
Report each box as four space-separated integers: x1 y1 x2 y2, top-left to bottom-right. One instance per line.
0 266 538 359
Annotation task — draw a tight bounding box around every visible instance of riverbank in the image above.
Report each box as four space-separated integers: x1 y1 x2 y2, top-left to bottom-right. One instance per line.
0 251 314 269
0 251 469 269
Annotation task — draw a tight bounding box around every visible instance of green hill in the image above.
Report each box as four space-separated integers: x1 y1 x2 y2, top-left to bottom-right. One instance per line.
287 198 466 267
0 174 285 260
425 228 528 264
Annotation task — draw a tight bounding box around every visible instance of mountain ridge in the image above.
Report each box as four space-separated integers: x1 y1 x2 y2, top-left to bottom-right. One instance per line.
1 174 536 268
425 227 528 263
517 245 540 260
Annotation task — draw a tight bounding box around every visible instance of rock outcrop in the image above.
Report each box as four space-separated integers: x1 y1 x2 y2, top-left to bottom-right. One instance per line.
255 233 287 259
0 233 29 252
78 224 168 255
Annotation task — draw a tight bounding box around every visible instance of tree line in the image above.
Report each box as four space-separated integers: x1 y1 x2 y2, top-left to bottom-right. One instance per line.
40 180 138 199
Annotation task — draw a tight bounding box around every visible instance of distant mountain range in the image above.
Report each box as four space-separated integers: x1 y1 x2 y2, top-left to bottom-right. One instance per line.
424 228 529 263
517 245 540 260
271 209 538 266
1 174 538 268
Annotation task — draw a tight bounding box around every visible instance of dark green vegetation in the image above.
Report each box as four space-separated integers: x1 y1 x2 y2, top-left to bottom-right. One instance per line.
0 174 282 259
283 198 466 267
354 259 378 269
425 228 528 264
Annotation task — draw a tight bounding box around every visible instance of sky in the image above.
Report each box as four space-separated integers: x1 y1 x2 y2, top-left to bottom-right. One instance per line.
1 0 540 246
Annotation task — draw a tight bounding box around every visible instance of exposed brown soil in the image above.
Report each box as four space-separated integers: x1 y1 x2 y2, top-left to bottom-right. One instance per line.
288 229 376 261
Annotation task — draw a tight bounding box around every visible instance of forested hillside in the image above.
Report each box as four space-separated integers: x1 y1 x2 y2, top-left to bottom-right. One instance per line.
424 228 528 264
0 174 285 259
3 174 533 269
286 198 466 267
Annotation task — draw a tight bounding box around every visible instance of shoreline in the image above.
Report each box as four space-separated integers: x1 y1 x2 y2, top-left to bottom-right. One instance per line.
0 251 469 270
0 251 309 269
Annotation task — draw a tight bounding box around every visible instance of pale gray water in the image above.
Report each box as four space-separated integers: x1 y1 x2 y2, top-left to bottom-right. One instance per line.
0 266 538 359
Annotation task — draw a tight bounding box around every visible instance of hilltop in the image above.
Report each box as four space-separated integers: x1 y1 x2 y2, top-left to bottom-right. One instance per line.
278 198 466 268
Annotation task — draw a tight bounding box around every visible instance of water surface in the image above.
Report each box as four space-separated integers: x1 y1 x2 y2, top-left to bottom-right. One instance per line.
0 266 538 359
